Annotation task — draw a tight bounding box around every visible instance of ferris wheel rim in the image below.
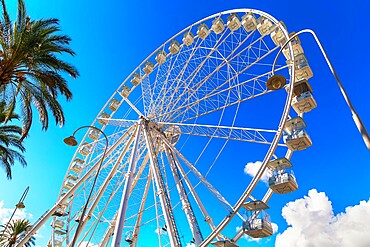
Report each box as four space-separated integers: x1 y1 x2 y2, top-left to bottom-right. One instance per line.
51 8 297 247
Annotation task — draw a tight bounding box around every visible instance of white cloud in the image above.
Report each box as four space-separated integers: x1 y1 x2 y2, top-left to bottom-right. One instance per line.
276 189 370 247
0 200 33 225
244 161 271 183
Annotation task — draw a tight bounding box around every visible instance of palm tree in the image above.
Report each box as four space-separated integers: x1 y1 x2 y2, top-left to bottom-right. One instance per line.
0 219 35 246
0 0 79 139
0 101 26 179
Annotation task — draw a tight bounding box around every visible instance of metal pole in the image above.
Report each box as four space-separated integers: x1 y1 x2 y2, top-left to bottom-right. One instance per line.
142 121 182 247
164 146 203 245
111 120 143 247
1 186 29 233
68 126 109 247
272 29 370 151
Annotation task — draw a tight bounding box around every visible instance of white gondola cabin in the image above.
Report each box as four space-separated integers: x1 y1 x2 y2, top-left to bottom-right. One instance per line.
143 61 154 74
109 98 120 112
294 53 313 81
282 32 304 59
211 239 239 247
71 158 84 173
183 31 195 46
291 79 317 114
169 40 180 54
241 13 257 32
256 17 273 36
155 50 167 65
227 13 241 31
98 112 110 125
88 129 100 141
270 21 287 47
212 18 225 34
120 86 131 98
131 73 142 86
267 158 298 194
197 23 210 40
53 219 64 229
63 180 76 190
243 200 273 238
283 117 312 151
79 142 92 156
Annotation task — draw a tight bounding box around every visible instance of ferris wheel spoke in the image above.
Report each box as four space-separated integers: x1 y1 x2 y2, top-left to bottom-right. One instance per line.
159 46 283 123
159 29 263 122
158 121 286 147
150 28 233 117
155 128 245 223
143 123 182 246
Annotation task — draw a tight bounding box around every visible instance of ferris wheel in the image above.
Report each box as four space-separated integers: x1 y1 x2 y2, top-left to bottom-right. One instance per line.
17 8 321 247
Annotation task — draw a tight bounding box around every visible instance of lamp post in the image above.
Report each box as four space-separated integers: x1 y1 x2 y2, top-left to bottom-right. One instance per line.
269 29 370 151
1 186 29 234
64 126 109 247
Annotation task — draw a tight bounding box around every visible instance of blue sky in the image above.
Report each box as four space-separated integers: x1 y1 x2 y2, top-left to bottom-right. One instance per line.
1 0 370 246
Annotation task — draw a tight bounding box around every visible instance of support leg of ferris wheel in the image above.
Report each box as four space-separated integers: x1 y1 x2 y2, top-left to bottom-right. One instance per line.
131 169 153 246
111 120 143 247
143 122 182 247
272 29 370 151
164 145 203 245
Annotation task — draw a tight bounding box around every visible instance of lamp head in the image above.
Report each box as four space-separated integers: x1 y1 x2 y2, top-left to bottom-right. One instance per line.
64 136 78 146
266 74 286 90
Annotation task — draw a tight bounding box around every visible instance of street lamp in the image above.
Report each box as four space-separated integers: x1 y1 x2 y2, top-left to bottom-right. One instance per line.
270 29 370 151
64 126 109 247
1 186 29 234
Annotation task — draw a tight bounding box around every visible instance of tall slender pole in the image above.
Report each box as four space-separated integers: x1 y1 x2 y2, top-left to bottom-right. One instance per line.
164 146 203 245
1 186 29 234
66 126 109 247
272 29 370 151
111 120 143 247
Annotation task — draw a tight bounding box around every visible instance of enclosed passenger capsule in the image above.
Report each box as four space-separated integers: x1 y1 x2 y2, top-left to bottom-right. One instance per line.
71 158 84 173
183 31 195 46
227 13 241 31
283 117 312 151
120 86 131 98
131 73 142 86
241 13 257 32
294 53 313 81
169 40 180 54
282 32 304 59
98 112 110 125
212 18 225 34
53 219 65 229
109 98 120 111
88 129 101 141
267 158 298 194
156 50 167 65
256 16 273 36
291 79 317 114
243 200 273 238
197 23 210 40
143 61 154 74
270 21 287 47
79 142 92 156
